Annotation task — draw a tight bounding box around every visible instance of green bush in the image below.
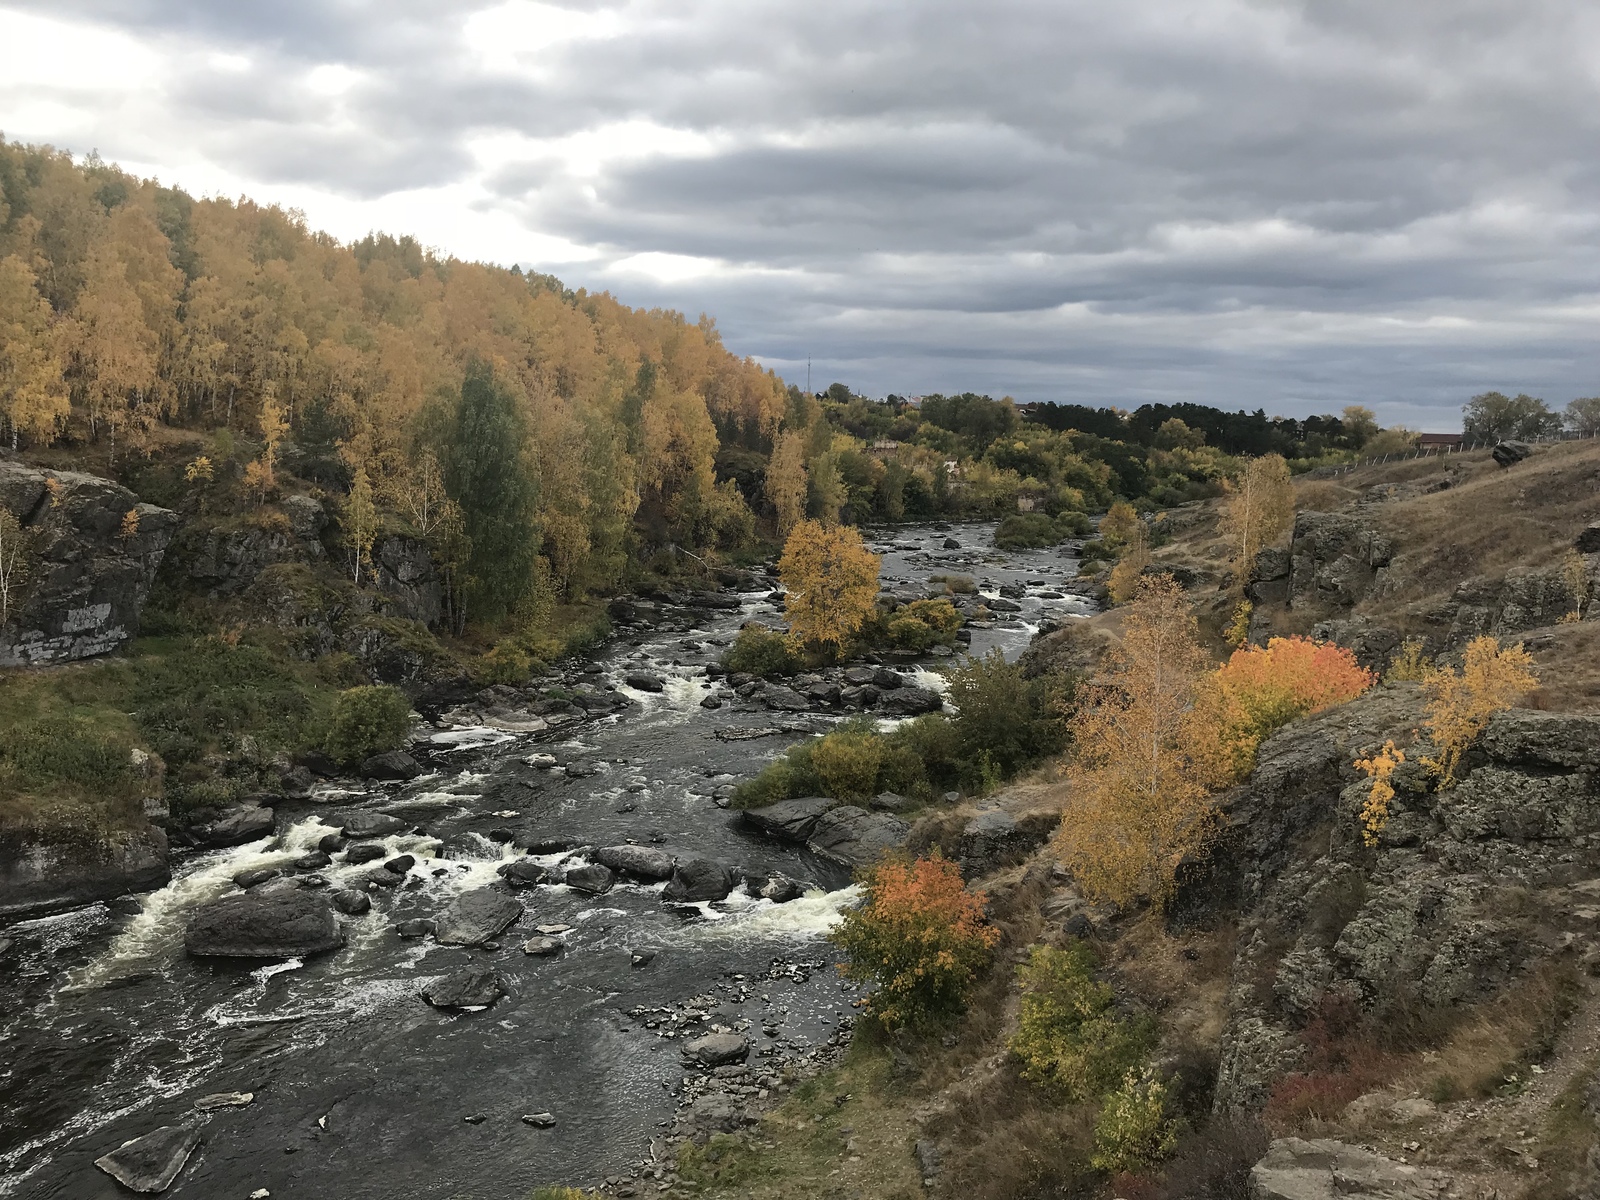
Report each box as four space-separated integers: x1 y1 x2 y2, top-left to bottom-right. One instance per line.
722 625 802 677
886 597 964 652
1010 943 1156 1102
324 685 412 765
995 512 1087 549
1091 1067 1176 1174
946 649 1071 779
473 639 532 684
811 731 884 801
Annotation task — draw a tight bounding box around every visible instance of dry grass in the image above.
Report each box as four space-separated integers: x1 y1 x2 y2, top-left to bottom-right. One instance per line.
1526 620 1600 712
1420 960 1583 1102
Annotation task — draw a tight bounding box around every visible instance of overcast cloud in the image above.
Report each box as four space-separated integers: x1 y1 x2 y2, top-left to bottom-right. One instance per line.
2 0 1597 426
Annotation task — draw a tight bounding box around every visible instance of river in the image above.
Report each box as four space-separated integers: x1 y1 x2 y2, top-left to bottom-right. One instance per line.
0 520 1089 1199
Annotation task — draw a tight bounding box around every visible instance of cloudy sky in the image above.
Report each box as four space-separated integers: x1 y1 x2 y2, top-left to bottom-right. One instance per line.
2 0 1597 427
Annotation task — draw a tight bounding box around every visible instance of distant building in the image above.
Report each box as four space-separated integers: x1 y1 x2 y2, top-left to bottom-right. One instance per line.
1418 433 1464 450
868 439 901 456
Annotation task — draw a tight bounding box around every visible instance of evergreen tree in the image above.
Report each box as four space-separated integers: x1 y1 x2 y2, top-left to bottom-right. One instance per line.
447 360 539 622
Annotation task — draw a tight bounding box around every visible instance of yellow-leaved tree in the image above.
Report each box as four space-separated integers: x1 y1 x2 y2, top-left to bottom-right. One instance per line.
1053 573 1218 908
766 429 809 536
1219 453 1294 591
1421 635 1537 788
0 255 68 448
778 520 881 651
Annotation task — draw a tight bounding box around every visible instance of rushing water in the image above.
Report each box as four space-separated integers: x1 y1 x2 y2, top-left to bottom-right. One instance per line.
0 521 1089 1199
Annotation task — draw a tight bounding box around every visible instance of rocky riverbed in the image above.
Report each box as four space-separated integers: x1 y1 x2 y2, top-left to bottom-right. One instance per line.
0 521 1090 1198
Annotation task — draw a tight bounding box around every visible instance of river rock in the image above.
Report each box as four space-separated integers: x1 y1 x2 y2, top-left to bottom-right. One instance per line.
676 1092 748 1136
564 863 617 894
661 856 737 902
872 668 907 689
498 860 550 887
344 843 387 864
756 872 809 903
683 1032 750 1066
742 796 838 842
316 833 345 854
878 686 943 716
331 889 371 915
1250 1137 1449 1199
93 1124 202 1194
595 844 676 880
194 805 275 848
433 888 522 946
422 965 505 1010
384 855 415 874
341 812 406 840
985 596 1022 612
842 667 878 686
359 750 422 781
394 918 433 938
942 537 962 550
761 685 813 712
808 806 910 868
185 890 343 958
564 759 598 778
193 1091 253 1111
625 672 666 692
521 936 562 955
362 868 403 889
522 1112 557 1127
293 851 331 871
233 868 280 889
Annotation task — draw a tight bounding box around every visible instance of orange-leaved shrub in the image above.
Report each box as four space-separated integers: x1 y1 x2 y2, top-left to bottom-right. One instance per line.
831 853 999 1031
1194 637 1374 783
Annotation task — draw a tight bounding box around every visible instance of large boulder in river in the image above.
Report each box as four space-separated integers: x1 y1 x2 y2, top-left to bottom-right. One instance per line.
422 965 505 1010
359 750 421 780
741 796 838 842
0 824 170 920
564 863 617 894
0 462 179 667
808 806 910 868
878 686 943 716
761 684 813 712
683 1032 751 1066
596 844 676 880
341 811 407 839
661 856 737 902
184 889 344 958
191 804 274 848
93 1124 202 1193
433 888 522 946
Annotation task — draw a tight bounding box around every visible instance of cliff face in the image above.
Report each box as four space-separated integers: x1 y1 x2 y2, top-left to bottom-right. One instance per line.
0 461 179 667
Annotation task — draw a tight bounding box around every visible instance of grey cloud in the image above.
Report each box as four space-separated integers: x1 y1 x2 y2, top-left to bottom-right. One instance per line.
7 0 1599 419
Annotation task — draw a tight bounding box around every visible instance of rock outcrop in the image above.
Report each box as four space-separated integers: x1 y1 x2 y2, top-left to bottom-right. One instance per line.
1250 1137 1450 1199
0 461 178 666
432 888 522 946
372 535 442 629
1284 510 1394 611
184 889 344 958
0 825 171 919
93 1124 202 1194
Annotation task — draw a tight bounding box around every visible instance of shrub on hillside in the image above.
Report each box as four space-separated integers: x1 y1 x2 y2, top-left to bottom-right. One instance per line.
1421 634 1537 787
1194 636 1374 783
811 729 885 801
832 853 999 1030
721 625 802 677
1010 943 1156 1102
1092 1068 1176 1175
473 639 533 685
325 685 412 765
947 649 1071 778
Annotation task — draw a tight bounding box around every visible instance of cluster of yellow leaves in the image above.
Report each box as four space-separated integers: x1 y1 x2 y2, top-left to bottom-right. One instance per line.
1354 740 1404 847
1383 638 1429 683
1225 598 1253 648
1053 574 1218 909
831 854 998 1030
778 520 881 650
1561 550 1590 623
1220 453 1295 591
1420 635 1537 788
117 508 140 541
1106 519 1151 605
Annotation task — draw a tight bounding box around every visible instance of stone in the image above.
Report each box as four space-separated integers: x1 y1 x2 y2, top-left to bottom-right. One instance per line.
1481 709 1600 771
394 918 433 938
714 726 787 741
1492 439 1532 468
293 852 331 871
1285 510 1395 610
877 686 943 716
761 685 813 712
1577 522 1600 554
942 537 961 550
676 1092 748 1135
234 868 280 889
185 890 343 958
564 759 597 778
359 750 422 781
631 950 656 968
840 684 880 708
661 856 737 903
872 668 907 690
985 596 1022 612
596 844 676 880
870 791 916 813
683 1032 751 1066
422 966 505 1010
625 672 666 692
93 1124 202 1194
344 843 387 864
316 833 345 855
521 1112 556 1127
341 812 406 839
372 534 443 629
384 854 416 875
958 809 1046 876
193 1091 253 1111
0 463 179 667
915 1138 941 1186
433 888 522 946
535 923 571 935
497 860 550 887
807 806 910 868
1250 1137 1450 1200
741 796 838 842
194 805 275 848
756 873 809 903
363 868 404 889
521 937 562 956
564 863 617 894
331 890 371 916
